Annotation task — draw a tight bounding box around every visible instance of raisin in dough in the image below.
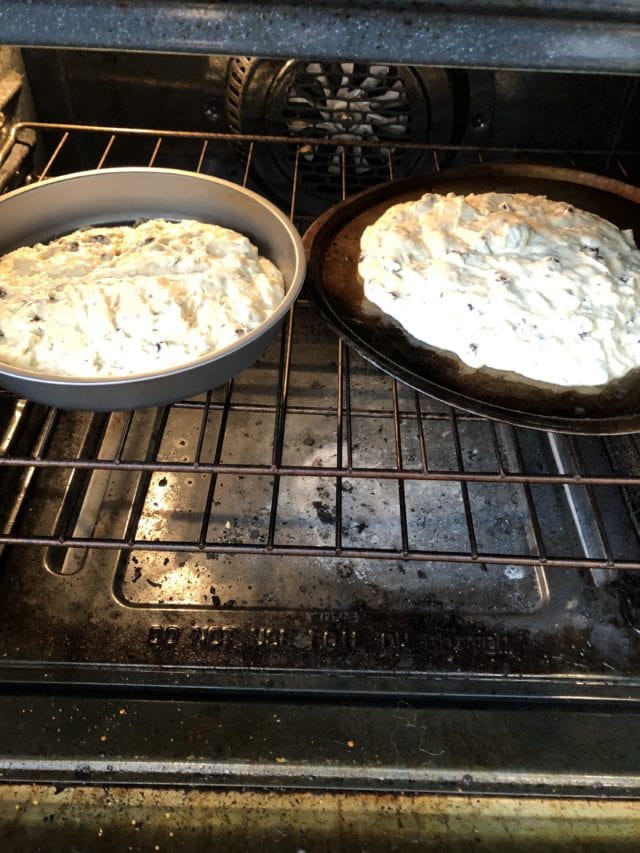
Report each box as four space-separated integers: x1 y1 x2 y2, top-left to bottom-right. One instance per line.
358 192 640 386
0 219 284 377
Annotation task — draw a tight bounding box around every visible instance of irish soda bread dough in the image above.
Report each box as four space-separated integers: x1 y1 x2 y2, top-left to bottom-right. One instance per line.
0 219 285 377
358 192 640 386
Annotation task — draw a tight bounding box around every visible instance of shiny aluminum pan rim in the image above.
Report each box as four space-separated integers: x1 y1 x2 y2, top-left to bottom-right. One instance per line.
0 167 305 390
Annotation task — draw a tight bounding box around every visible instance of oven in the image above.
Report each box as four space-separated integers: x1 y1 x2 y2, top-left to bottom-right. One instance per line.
1 2 640 847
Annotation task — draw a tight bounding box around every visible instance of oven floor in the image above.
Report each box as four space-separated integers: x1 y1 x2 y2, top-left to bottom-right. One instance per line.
0 304 638 689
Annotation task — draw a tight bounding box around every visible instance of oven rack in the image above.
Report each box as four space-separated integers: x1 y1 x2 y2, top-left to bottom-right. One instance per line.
1 121 640 574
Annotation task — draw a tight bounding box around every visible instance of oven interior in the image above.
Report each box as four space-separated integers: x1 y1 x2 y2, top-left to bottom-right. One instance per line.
0 46 640 804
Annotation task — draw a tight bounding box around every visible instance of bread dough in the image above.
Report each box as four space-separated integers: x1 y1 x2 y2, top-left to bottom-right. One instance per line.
0 218 284 377
358 192 640 386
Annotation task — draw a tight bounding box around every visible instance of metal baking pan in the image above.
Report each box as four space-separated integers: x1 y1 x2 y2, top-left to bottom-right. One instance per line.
303 163 640 434
0 167 306 410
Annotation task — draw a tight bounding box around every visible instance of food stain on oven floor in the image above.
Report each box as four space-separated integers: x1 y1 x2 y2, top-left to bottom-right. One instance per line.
103 319 547 615
0 303 637 675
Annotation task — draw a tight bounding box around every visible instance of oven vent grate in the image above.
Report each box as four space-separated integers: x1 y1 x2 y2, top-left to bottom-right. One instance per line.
283 61 422 194
223 58 441 215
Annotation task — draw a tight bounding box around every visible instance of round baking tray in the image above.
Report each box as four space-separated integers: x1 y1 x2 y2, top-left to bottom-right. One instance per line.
303 163 640 434
0 167 306 411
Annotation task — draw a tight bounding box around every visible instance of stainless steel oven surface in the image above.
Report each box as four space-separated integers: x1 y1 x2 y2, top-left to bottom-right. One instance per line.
1 3 640 847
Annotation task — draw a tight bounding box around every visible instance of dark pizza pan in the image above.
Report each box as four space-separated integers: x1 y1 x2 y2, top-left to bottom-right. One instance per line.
0 167 305 411
303 163 640 434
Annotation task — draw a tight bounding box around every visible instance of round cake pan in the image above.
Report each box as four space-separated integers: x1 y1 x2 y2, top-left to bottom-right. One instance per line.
0 167 306 410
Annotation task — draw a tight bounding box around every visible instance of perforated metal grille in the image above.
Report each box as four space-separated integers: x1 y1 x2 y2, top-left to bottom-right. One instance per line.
224 59 433 211
283 62 421 197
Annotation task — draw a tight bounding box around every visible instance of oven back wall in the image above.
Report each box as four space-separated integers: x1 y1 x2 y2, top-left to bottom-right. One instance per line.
20 49 640 153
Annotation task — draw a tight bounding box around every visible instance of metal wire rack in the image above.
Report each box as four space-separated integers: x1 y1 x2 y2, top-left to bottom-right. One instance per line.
1 121 640 573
